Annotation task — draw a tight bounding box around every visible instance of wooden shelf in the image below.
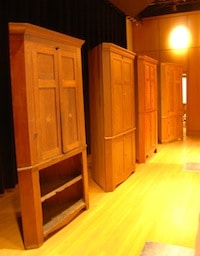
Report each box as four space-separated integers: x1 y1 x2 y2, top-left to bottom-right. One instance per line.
43 199 86 237
41 175 83 202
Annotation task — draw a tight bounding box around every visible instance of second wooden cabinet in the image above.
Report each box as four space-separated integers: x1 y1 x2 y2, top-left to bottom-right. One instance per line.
135 55 158 163
88 43 136 192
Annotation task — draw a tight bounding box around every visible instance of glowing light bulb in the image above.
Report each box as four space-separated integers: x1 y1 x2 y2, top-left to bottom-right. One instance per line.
169 25 190 49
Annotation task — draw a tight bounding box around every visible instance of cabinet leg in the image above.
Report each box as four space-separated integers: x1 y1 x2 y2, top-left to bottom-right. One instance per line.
82 150 89 209
18 167 43 249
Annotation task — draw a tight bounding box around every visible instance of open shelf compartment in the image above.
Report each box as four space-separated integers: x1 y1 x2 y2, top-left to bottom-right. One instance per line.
39 153 83 197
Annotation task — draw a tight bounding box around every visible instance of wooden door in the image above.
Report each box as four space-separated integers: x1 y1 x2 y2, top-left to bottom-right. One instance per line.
160 63 183 142
123 132 135 178
144 62 157 156
145 62 157 111
112 132 135 187
112 136 124 187
111 53 134 135
122 57 135 130
58 49 81 153
145 112 152 154
110 53 123 135
32 45 61 161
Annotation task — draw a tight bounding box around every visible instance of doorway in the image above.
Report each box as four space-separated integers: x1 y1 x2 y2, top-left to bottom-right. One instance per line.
182 73 187 132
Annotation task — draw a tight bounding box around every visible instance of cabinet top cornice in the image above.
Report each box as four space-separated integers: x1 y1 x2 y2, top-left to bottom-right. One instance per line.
9 22 85 48
137 54 158 64
99 42 136 59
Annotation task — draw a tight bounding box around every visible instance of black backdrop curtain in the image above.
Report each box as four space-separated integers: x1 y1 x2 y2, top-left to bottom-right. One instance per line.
0 0 127 194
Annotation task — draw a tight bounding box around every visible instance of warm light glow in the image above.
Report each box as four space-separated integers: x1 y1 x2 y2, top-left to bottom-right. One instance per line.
169 26 190 49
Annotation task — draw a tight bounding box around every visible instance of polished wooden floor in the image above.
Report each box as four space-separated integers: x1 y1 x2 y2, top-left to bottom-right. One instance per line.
1 132 200 255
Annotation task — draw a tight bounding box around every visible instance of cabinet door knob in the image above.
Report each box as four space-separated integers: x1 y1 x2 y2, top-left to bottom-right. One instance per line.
34 133 38 139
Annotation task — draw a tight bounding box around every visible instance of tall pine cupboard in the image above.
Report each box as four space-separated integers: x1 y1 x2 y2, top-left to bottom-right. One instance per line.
159 62 183 143
88 43 136 192
9 23 89 249
136 55 158 163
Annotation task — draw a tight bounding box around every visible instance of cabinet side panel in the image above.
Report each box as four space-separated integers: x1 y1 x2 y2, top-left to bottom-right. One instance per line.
88 45 106 189
9 35 32 167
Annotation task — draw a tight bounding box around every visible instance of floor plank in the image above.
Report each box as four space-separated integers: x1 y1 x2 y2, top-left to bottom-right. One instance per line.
1 134 200 255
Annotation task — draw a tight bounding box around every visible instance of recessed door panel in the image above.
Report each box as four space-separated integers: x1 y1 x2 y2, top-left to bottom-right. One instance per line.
59 50 80 152
33 46 61 161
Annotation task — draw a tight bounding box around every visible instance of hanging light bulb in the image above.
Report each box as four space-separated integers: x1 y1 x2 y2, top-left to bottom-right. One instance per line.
169 25 191 50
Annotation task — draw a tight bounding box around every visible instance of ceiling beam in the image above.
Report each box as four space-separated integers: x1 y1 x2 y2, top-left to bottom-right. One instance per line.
108 0 154 18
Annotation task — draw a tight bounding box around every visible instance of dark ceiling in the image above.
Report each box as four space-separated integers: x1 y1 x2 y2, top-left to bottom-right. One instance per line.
109 0 200 20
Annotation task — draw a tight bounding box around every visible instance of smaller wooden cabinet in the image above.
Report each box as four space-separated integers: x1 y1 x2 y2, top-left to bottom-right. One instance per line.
9 23 89 249
88 43 136 192
159 62 183 143
136 55 158 163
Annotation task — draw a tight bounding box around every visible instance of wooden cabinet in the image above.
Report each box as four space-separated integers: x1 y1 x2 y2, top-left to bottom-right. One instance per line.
159 63 183 143
136 55 158 163
9 23 89 249
88 43 136 192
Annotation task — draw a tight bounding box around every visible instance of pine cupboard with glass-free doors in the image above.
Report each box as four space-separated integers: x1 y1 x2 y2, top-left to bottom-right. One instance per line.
9 22 89 249
136 55 158 163
88 43 136 192
159 62 183 143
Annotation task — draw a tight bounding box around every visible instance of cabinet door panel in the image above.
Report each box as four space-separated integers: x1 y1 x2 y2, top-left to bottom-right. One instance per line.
59 51 80 152
33 46 61 161
174 69 183 112
168 68 175 112
61 87 79 152
150 111 157 148
111 54 134 134
145 64 151 110
123 58 134 129
124 132 135 178
145 63 157 111
112 132 134 186
39 89 60 154
145 111 157 153
145 113 152 153
112 137 124 185
160 63 183 142
111 53 123 135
